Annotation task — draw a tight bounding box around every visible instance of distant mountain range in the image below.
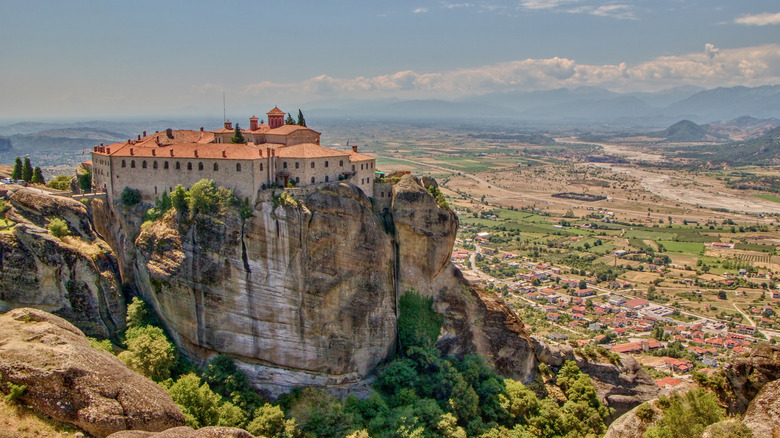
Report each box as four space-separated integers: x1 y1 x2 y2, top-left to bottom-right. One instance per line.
676 125 780 166
308 85 780 127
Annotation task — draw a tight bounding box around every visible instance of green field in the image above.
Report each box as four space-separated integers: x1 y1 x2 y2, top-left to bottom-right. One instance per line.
754 193 780 204
657 240 704 254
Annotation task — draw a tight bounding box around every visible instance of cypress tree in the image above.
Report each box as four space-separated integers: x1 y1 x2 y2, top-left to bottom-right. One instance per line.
32 167 45 184
285 113 295 125
11 157 22 180
229 124 246 144
297 110 306 127
22 158 33 182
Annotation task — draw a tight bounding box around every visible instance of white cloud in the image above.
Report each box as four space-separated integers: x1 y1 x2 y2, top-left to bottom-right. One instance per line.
243 44 780 100
521 0 580 10
735 12 780 26
412 7 428 13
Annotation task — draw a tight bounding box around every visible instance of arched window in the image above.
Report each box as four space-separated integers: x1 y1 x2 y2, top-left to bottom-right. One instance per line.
121 160 126 168
325 161 329 168
311 162 315 169
236 163 241 172
213 163 219 171
187 162 192 170
295 177 300 183
360 164 363 170
295 162 299 169
142 161 147 169
198 162 204 171
311 177 315 183
131 160 136 168
175 161 180 170
339 160 343 166
153 161 158 169
164 161 169 169
325 175 329 182
260 163 263 171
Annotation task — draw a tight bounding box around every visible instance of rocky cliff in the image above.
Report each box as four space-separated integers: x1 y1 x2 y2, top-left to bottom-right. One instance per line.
92 175 657 407
0 186 125 339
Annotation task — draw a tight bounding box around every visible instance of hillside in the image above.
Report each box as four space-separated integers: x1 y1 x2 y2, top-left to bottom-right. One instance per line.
655 120 716 142
681 126 780 165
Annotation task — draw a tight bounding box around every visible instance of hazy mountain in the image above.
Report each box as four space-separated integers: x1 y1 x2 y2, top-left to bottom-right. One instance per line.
681 126 780 165
652 120 726 142
0 137 11 152
666 85 780 123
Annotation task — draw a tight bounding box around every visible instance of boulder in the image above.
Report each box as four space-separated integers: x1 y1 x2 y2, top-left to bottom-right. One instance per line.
0 308 185 437
724 343 780 413
107 426 255 438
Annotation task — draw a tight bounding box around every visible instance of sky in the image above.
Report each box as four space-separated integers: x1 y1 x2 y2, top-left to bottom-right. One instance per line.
1 0 778 120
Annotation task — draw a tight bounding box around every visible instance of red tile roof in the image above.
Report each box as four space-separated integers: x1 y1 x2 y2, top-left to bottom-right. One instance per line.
266 107 285 115
275 143 351 159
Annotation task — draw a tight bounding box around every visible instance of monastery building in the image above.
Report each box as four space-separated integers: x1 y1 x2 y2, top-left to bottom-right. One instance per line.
90 107 376 203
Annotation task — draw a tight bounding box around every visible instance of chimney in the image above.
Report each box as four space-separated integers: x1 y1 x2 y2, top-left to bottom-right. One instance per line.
200 127 204 132
137 135 141 140
194 150 199 158
224 120 232 130
170 149 174 157
222 150 227 158
130 148 134 156
249 115 258 131
166 128 174 139
152 149 156 156
143 131 147 137
352 145 358 153
100 143 104 147
106 148 110 154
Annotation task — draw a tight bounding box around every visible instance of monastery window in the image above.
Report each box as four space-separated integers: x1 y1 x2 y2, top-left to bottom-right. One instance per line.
121 160 126 168
131 160 136 168
352 164 355 171
295 177 300 183
339 160 343 167
142 161 147 169
236 163 241 172
198 162 204 171
311 177 315 184
213 163 219 171
295 162 299 169
283 162 287 169
310 162 315 169
325 161 329 168
153 161 158 169
187 163 192 170
176 162 180 170
361 164 364 170
155 186 158 195
325 175 329 182
164 161 169 169
260 163 263 171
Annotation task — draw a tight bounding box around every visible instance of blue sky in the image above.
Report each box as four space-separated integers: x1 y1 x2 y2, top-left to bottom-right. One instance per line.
1 0 778 119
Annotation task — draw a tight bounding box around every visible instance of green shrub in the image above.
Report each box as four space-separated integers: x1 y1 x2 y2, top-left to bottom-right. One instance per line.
645 389 724 438
46 175 72 191
397 290 443 351
635 402 655 423
48 217 69 238
4 381 26 403
246 403 300 438
120 187 141 206
77 170 91 192
87 337 114 354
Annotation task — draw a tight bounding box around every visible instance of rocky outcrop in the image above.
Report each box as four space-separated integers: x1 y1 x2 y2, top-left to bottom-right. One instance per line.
0 308 185 437
742 379 780 438
724 343 780 413
604 399 660 438
92 174 656 410
0 188 124 339
108 426 256 438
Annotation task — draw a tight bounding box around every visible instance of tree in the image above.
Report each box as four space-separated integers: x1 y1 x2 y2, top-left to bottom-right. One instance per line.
229 124 246 144
297 110 306 127
22 158 33 182
645 389 724 438
246 403 300 438
171 184 188 213
11 157 22 180
77 170 92 192
31 167 45 184
718 290 727 300
285 113 296 125
48 218 69 238
120 187 141 206
118 325 176 382
166 373 224 428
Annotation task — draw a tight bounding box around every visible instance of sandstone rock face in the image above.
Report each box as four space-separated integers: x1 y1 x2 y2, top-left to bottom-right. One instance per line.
604 399 659 438
742 379 780 438
0 308 185 438
107 426 256 438
724 343 780 413
0 188 124 339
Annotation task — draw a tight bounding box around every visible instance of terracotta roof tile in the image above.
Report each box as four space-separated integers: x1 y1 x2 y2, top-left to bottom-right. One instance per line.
349 151 374 162
276 143 350 159
103 142 264 160
266 124 320 135
266 107 286 115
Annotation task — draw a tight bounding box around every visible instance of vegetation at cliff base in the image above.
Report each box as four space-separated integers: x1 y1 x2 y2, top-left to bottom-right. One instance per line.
47 217 69 238
644 389 724 438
